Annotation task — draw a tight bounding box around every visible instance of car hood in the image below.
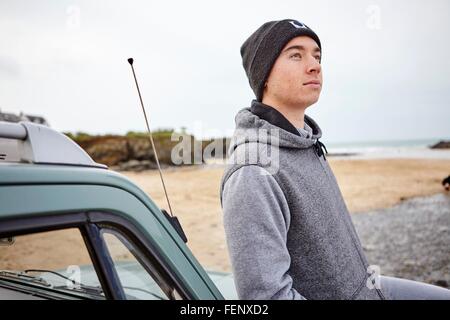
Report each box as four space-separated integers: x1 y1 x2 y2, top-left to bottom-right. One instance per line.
205 269 238 300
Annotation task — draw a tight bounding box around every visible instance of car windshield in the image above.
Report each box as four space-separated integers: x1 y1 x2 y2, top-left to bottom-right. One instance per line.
0 228 105 299
0 268 105 299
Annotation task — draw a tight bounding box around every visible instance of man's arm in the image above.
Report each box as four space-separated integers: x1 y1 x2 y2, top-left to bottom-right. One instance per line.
222 165 306 300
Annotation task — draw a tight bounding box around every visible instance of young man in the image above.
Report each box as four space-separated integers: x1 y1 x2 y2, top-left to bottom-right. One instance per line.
220 18 450 300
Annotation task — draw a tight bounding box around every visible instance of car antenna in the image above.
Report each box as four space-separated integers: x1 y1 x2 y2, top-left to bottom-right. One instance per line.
127 57 187 243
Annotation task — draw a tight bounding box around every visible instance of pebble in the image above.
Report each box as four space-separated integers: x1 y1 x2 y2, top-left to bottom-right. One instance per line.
351 193 450 288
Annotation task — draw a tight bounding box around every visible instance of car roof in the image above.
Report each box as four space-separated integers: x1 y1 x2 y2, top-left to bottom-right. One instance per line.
0 162 146 195
0 162 159 222
0 162 137 191
0 120 162 221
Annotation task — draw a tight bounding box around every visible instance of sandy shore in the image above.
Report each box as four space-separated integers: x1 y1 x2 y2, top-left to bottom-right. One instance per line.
1 158 449 276
121 158 450 272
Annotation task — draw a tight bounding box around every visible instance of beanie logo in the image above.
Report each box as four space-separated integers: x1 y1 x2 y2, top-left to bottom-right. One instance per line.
289 20 307 29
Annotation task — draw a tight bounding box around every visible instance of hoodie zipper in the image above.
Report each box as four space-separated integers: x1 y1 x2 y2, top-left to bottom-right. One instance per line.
311 142 386 300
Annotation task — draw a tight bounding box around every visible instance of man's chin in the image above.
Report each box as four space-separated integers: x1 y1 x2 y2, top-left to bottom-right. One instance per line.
301 96 320 108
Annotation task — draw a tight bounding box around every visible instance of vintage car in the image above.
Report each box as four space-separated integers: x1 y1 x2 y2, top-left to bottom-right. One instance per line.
0 121 237 300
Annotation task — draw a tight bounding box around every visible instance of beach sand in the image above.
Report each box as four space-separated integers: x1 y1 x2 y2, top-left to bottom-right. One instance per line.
121 158 450 272
1 158 449 275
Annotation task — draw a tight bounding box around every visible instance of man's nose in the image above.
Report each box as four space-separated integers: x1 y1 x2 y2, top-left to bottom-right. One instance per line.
306 56 321 74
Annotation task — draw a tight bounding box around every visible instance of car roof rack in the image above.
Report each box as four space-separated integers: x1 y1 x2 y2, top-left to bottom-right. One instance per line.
0 121 107 169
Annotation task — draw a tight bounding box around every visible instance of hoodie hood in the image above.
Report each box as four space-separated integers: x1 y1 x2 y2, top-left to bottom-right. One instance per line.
229 100 323 154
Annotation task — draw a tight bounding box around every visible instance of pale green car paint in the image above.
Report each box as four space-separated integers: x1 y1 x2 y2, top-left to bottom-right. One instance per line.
0 163 237 300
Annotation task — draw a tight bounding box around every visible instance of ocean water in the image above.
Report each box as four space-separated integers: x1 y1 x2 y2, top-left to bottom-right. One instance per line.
204 138 450 164
324 138 450 160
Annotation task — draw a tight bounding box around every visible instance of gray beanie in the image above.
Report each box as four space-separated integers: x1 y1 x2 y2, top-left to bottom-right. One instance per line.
240 19 321 101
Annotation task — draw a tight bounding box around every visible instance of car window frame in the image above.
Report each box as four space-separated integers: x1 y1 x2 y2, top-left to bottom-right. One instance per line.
88 210 191 299
99 226 181 300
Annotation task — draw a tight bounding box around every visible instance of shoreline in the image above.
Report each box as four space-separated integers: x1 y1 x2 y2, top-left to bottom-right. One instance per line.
327 147 450 160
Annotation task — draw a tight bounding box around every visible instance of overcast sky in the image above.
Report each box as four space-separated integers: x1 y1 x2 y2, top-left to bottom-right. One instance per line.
1 0 449 143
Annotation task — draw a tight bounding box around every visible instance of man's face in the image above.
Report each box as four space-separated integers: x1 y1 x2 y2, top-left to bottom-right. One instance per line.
263 36 322 108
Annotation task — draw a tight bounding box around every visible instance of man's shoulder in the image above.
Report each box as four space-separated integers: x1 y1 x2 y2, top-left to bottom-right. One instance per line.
221 163 281 196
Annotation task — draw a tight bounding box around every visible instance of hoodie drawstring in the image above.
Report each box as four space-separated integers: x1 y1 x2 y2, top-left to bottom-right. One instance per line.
314 139 328 161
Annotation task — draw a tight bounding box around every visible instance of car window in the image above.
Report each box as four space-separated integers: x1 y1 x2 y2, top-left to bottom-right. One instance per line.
101 228 182 300
0 228 104 299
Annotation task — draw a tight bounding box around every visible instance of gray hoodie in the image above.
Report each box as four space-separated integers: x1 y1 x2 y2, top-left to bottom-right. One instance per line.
220 101 387 300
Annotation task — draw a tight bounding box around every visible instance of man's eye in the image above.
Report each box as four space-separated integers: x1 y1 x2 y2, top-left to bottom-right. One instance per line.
290 53 301 59
315 56 321 61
